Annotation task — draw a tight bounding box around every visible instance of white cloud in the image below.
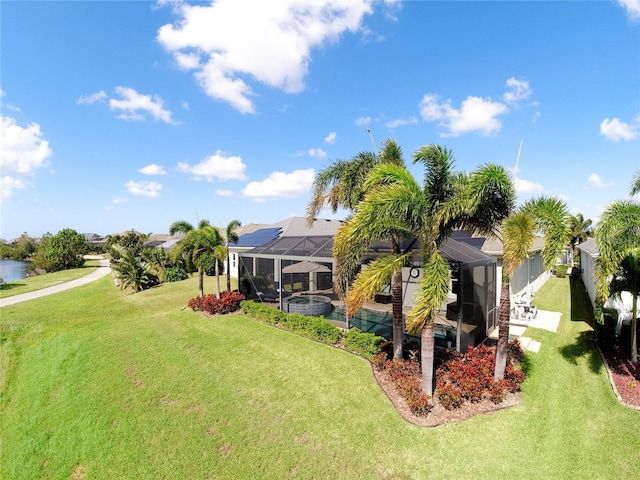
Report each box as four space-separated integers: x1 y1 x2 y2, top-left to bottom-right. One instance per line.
324 132 337 144
243 168 315 201
385 116 417 129
515 177 544 194
216 189 235 197
78 90 107 105
112 197 127 204
600 117 638 141
109 87 177 124
420 93 508 137
587 173 615 188
178 151 247 181
125 180 163 197
0 176 29 200
0 115 52 174
355 116 372 126
158 0 373 113
138 164 167 175
618 0 640 20
503 77 532 105
308 148 326 158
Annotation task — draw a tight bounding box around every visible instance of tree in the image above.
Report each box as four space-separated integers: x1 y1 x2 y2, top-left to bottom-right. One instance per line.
567 213 593 258
169 219 224 298
334 145 514 399
110 245 159 292
595 197 640 363
494 197 569 379
308 139 409 359
608 251 640 362
631 169 640 197
224 219 241 292
44 228 88 272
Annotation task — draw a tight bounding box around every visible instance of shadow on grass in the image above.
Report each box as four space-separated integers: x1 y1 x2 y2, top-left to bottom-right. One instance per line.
560 276 603 374
558 330 603 375
0 282 26 291
570 276 594 326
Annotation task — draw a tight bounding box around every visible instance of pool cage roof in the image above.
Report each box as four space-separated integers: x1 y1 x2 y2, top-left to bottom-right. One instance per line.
239 234 494 268
240 235 335 260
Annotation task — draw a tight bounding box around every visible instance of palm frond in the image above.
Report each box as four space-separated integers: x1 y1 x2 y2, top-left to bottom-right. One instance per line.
405 251 450 335
345 253 411 317
501 212 536 278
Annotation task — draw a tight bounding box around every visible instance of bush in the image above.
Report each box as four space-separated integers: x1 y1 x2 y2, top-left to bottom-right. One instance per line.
435 342 525 410
188 291 245 315
238 300 341 345
554 264 569 278
342 329 386 359
164 266 189 283
383 358 432 416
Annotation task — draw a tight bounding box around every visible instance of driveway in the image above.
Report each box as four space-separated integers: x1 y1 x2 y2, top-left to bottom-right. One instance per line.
0 257 112 308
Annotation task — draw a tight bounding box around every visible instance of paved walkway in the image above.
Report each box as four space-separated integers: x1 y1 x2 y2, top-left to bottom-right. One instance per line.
489 309 563 353
0 257 112 308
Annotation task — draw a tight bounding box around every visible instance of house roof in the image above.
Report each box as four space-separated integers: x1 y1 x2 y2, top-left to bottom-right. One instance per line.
576 237 599 256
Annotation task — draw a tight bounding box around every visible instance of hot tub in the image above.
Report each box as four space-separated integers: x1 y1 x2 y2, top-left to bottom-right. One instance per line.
283 294 333 317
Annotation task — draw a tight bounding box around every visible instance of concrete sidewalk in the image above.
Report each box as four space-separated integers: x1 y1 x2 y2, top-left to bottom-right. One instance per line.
0 258 112 308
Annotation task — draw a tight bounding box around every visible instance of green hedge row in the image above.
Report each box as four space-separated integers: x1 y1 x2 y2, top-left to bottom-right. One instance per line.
239 300 384 358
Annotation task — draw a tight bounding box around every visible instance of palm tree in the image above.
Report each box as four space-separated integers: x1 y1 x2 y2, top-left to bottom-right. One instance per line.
567 213 593 259
224 219 241 292
334 145 515 398
494 196 569 379
631 169 640 197
169 219 224 299
110 244 158 292
608 252 640 362
595 197 640 363
308 139 408 359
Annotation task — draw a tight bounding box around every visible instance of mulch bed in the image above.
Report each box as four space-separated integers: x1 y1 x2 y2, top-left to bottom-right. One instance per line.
601 347 640 408
373 346 640 426
372 367 521 427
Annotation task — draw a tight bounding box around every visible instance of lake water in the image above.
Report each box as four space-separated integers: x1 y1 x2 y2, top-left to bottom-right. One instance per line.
0 259 30 283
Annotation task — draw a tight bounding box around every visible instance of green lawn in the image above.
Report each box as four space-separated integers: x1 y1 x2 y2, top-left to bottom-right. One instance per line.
1 275 638 479
0 260 99 299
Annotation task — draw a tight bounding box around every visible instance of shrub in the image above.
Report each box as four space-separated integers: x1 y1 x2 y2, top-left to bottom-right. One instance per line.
342 329 386 359
435 342 525 409
554 264 568 278
238 300 341 345
383 358 431 416
164 266 189 282
188 291 245 315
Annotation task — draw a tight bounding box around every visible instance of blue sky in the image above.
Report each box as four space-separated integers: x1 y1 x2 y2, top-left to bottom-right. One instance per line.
1 0 639 241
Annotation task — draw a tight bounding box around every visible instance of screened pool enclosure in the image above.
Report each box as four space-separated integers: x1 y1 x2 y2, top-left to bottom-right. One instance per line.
238 235 497 353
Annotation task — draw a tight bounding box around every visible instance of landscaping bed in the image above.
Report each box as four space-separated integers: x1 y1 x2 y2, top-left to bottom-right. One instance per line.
601 347 640 408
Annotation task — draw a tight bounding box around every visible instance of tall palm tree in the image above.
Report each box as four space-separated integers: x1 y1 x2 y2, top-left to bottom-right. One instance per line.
169 219 224 299
595 197 640 363
334 145 514 398
493 196 569 379
224 219 241 292
567 213 593 258
308 139 408 359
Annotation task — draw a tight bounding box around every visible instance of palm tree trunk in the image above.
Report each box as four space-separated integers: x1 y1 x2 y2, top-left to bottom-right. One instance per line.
226 248 232 292
391 268 404 359
494 282 511 380
215 263 221 300
421 322 435 401
631 294 637 363
198 268 205 299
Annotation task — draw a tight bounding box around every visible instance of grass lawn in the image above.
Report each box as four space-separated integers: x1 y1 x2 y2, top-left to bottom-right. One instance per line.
0 260 99 299
1 275 638 479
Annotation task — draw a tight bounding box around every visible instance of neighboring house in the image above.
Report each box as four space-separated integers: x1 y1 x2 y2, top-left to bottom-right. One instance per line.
82 233 106 246
143 233 185 251
577 237 635 321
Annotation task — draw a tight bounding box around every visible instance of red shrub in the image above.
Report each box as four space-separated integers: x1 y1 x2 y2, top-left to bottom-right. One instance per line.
187 291 245 315
383 358 431 416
